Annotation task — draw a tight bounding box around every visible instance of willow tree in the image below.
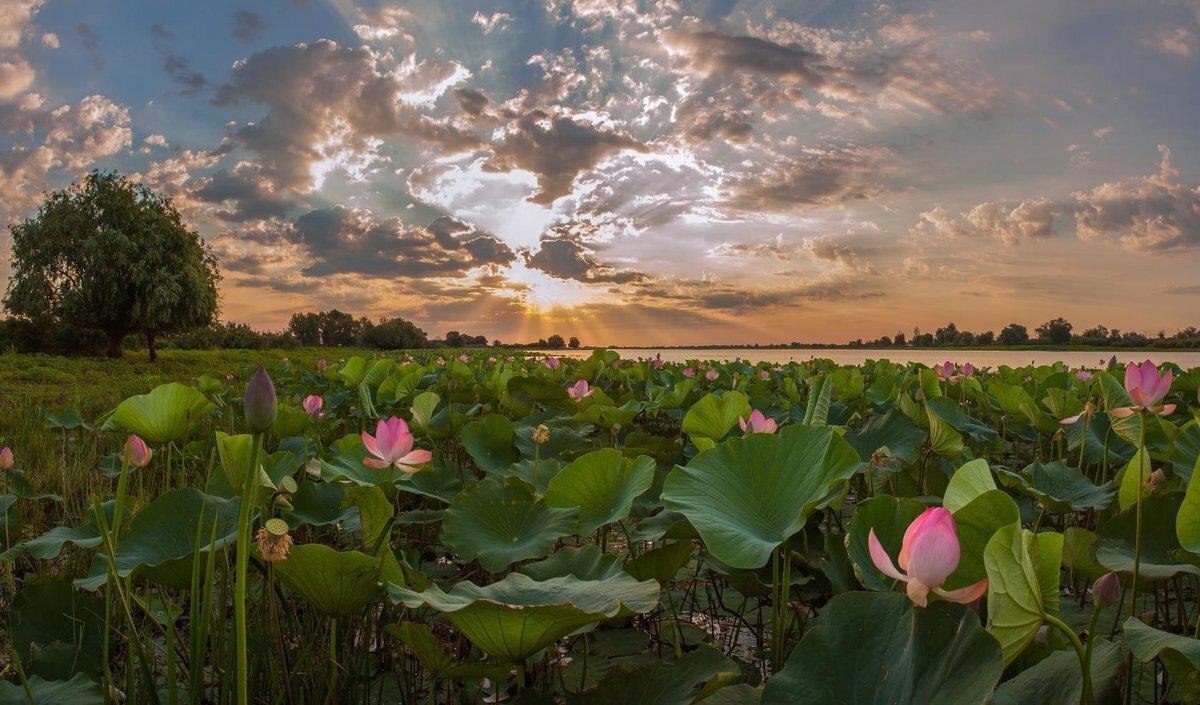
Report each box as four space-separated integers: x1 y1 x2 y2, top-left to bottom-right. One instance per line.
3 171 220 359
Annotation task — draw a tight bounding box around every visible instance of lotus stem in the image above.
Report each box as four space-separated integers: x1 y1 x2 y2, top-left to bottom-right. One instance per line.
1130 414 1145 620
234 430 263 705
1044 612 1093 705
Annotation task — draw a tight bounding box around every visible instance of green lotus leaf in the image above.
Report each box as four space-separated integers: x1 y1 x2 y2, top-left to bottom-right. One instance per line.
661 424 859 569
544 449 655 535
995 460 1114 513
76 488 241 591
950 489 1021 588
462 413 520 474
0 674 104 705
568 645 741 705
272 543 382 616
270 404 311 438
1117 447 1152 512
103 382 216 443
11 577 104 680
984 523 1045 666
760 591 1003 705
521 546 625 581
943 458 996 513
285 481 353 529
441 477 578 572
846 495 927 591
844 408 925 465
990 637 1124 705
387 572 660 663
682 391 750 445
515 423 593 461
1097 492 1200 580
1125 617 1200 704
624 539 695 586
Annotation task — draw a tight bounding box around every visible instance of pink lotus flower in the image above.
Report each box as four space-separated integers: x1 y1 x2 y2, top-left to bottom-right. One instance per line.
1111 360 1175 418
0 446 14 470
436 357 446 366
567 379 594 402
739 410 778 436
705 369 719 381
683 367 695 378
544 357 561 370
487 356 496 364
458 354 470 362
651 356 665 369
933 361 955 380
1076 370 1093 383
960 363 975 377
362 417 432 474
120 434 152 468
868 507 988 607
303 395 323 420
316 358 327 372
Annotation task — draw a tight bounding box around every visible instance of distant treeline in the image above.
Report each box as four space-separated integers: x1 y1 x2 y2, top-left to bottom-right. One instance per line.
845 319 1200 349
0 309 584 356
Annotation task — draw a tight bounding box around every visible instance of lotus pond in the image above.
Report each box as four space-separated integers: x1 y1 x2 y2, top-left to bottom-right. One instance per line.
4 349 1200 704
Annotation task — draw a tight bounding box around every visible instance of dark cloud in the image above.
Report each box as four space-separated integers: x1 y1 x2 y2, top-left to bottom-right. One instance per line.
194 163 292 222
77 23 99 51
214 40 482 193
667 30 830 88
727 146 889 212
150 24 174 40
484 110 647 205
160 53 207 96
526 238 644 284
454 87 489 117
233 11 268 43
674 100 755 145
285 205 515 278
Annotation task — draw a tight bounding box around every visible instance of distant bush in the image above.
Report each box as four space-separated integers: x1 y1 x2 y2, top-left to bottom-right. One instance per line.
360 318 428 349
0 317 108 356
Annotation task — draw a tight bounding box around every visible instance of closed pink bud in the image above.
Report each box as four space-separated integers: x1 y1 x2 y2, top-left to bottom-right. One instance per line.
1092 571 1119 609
0 447 12 470
120 435 152 468
303 395 323 420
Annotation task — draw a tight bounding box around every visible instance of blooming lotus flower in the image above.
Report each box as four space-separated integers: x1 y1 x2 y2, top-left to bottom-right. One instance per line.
544 357 561 370
759 370 770 380
1060 401 1096 426
739 410 778 436
303 395 323 420
868 507 988 607
933 361 955 380
120 434 152 468
362 417 432 474
960 362 975 377
683 367 695 378
316 358 327 372
487 356 496 364
705 369 719 381
567 379 594 402
651 356 665 369
1076 370 1093 383
1110 360 1175 418
458 354 470 362
436 357 446 366
0 446 14 470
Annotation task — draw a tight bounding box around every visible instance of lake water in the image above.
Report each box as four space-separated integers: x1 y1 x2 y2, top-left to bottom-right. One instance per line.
530 348 1200 369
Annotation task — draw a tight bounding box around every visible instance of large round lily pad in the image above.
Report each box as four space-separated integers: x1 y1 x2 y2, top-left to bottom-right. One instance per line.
543 449 655 535
661 425 859 569
388 572 660 663
103 382 216 443
441 477 578 572
760 591 1003 705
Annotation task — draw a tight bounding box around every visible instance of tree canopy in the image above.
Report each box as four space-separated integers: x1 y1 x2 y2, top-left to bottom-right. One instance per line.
3 171 220 359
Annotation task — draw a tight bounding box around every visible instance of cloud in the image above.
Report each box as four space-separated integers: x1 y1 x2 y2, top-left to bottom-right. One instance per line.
471 11 512 34
0 58 34 100
913 197 1059 245
725 145 890 212
194 161 292 222
666 30 834 90
484 110 647 205
526 237 644 283
214 39 482 195
233 11 268 43
261 205 517 278
1073 145 1200 251
0 1 41 50
1147 26 1197 58
453 87 489 117
76 22 98 51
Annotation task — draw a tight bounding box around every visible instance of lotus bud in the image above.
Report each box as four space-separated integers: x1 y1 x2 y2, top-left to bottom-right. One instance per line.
303 394 323 420
1092 571 1119 609
120 434 152 468
243 365 277 433
256 518 293 562
0 446 13 470
316 357 327 372
533 424 551 445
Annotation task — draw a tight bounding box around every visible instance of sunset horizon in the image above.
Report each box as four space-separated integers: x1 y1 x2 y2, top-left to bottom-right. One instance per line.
3 0 1199 345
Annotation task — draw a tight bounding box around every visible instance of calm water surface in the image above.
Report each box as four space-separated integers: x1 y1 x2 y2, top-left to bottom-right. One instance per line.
531 348 1200 369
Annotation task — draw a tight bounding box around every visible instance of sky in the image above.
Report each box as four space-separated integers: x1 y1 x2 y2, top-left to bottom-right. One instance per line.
1 0 1200 345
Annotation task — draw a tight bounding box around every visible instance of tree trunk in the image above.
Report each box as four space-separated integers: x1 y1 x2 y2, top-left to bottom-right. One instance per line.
147 332 158 362
105 331 125 358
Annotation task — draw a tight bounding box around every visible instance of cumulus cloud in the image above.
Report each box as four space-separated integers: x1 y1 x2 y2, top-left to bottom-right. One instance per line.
472 11 512 34
725 145 890 212
1073 146 1200 251
913 198 1059 245
484 110 647 204
214 39 482 196
526 237 643 283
